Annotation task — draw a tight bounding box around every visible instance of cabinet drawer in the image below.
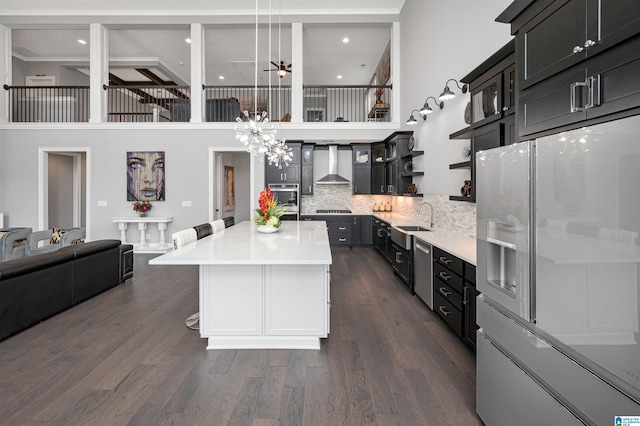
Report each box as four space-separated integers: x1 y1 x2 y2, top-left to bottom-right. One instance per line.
329 233 351 246
433 261 463 294
433 247 463 276
327 221 352 233
464 263 476 285
434 280 462 309
433 292 463 337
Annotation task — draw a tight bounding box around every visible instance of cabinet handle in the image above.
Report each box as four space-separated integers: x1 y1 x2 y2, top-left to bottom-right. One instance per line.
377 229 383 237
502 106 509 112
439 306 451 317
439 256 452 265
354 185 357 193
463 287 469 305
570 81 588 113
395 252 402 263
439 287 452 297
381 185 385 193
583 39 596 48
339 237 347 242
309 185 312 193
284 173 287 180
585 75 600 109
304 217 312 221
354 217 357 225
439 271 451 281
572 45 584 54
338 226 347 230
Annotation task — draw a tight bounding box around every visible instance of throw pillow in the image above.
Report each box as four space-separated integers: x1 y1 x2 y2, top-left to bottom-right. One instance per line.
50 227 66 244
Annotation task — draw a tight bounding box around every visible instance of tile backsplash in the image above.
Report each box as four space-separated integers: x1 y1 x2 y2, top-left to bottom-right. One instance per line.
301 184 476 237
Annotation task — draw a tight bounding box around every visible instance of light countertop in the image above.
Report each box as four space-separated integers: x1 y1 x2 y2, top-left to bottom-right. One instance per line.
149 221 332 265
372 212 477 265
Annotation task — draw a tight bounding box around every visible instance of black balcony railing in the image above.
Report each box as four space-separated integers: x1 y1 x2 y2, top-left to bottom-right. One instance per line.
104 85 191 122
203 85 292 123
303 85 392 122
3 84 90 122
4 83 392 123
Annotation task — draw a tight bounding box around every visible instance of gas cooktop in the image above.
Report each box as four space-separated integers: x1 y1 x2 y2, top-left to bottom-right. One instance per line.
316 209 352 214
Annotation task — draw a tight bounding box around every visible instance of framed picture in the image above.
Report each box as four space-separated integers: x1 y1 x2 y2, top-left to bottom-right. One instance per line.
224 166 235 211
126 151 165 201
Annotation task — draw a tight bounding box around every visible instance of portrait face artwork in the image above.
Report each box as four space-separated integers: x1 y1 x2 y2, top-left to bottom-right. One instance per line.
127 151 165 201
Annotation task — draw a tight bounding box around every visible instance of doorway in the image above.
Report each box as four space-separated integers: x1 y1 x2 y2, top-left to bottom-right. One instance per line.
209 147 254 223
38 147 91 239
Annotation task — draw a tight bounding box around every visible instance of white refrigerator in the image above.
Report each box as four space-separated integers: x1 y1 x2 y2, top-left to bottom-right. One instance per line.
476 116 640 425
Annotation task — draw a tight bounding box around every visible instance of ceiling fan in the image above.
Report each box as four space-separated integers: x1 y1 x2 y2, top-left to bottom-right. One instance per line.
263 61 292 78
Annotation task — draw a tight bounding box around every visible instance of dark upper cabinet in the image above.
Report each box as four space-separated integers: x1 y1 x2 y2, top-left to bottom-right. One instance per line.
519 28 640 137
301 144 314 195
517 0 640 90
471 73 503 127
503 64 516 116
371 142 386 194
352 144 371 194
265 142 302 185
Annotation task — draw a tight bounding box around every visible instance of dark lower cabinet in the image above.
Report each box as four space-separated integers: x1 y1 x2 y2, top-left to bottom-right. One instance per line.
302 215 373 248
463 263 478 351
433 246 477 352
390 242 412 291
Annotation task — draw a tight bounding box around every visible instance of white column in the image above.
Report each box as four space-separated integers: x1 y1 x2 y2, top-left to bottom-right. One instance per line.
158 222 169 249
190 23 204 123
391 22 400 123
138 222 148 248
89 23 108 123
290 23 303 123
0 25 11 123
117 222 128 244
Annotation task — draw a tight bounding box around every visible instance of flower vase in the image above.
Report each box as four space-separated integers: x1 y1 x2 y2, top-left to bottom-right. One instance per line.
139 212 146 218
257 225 279 234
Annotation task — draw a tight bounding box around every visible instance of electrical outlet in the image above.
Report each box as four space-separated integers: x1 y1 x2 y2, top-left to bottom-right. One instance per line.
97 200 107 206
182 201 192 207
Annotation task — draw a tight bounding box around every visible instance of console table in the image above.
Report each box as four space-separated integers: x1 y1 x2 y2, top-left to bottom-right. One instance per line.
111 217 173 253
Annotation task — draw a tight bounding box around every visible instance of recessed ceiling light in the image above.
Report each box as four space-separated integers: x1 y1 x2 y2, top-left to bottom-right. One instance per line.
337 75 343 79
342 37 349 43
218 75 225 80
78 39 87 45
185 38 192 44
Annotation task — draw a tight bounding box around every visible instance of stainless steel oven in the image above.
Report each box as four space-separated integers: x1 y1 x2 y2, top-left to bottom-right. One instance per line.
267 183 299 220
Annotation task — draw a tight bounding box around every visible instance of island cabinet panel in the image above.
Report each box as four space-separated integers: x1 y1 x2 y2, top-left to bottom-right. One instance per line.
265 265 329 337
200 265 263 336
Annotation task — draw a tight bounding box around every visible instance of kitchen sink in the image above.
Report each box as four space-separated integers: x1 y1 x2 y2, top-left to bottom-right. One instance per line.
395 225 430 232
390 225 431 250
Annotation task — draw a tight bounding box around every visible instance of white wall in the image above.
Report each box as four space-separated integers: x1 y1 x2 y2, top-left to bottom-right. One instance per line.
399 0 513 197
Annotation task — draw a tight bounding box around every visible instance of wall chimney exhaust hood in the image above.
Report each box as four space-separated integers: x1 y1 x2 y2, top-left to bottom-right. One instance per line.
316 145 350 185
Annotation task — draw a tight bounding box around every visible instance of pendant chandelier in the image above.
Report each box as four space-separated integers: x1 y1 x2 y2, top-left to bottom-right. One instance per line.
234 0 292 168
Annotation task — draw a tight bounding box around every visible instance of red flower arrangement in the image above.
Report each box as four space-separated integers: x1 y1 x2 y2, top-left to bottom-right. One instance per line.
133 201 152 217
254 188 285 227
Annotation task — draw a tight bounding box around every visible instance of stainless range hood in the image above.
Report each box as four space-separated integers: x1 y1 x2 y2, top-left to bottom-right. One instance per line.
316 145 350 185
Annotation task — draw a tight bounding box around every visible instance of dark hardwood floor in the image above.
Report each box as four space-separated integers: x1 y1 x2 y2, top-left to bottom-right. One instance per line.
0 247 482 425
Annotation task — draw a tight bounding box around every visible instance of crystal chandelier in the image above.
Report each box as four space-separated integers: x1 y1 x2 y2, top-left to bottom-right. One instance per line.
234 0 292 168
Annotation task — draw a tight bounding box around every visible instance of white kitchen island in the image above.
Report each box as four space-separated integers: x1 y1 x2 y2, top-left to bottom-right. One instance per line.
149 221 332 350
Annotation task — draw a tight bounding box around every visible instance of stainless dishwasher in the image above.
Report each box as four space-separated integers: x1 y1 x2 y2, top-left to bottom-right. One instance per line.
413 238 433 309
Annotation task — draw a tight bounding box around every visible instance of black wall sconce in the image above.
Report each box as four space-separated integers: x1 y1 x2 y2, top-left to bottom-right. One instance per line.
439 79 468 101
419 96 444 116
406 109 426 125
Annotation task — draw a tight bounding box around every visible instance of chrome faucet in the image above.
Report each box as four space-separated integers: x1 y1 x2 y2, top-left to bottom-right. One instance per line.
416 201 435 229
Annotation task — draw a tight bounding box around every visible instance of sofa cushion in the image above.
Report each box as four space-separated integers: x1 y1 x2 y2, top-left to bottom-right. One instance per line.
0 250 75 280
59 239 121 259
50 227 83 245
